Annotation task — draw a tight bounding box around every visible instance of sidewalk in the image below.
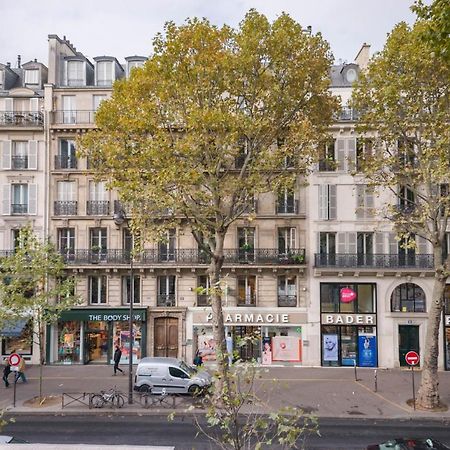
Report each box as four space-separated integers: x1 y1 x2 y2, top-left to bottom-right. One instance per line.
1 364 449 420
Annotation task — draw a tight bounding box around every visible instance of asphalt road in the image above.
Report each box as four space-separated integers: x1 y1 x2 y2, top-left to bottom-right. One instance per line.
3 415 450 449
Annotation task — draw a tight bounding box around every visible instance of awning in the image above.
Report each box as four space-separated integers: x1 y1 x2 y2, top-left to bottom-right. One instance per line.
0 320 28 338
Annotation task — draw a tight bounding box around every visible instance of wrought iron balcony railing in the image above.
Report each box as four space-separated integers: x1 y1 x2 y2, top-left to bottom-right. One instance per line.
54 155 78 170
52 110 96 125
237 295 256 306
277 295 297 307
314 253 434 269
11 204 28 214
59 248 306 266
157 294 176 307
276 200 298 214
197 295 210 306
0 111 43 127
86 201 110 216
11 156 29 170
335 107 360 122
54 201 78 216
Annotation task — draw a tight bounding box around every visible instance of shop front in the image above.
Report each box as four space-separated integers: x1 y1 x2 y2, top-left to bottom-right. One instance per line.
445 311 450 371
48 308 147 365
192 309 307 365
320 283 377 367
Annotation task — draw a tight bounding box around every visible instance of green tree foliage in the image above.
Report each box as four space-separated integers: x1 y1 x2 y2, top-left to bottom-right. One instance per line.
80 9 338 393
0 226 80 401
352 20 450 409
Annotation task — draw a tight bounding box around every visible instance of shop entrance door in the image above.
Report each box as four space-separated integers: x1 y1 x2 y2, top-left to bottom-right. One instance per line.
399 325 419 367
154 317 178 357
234 326 261 361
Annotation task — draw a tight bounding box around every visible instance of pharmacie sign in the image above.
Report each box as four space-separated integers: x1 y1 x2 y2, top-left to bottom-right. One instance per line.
207 312 289 325
321 313 376 325
60 308 147 322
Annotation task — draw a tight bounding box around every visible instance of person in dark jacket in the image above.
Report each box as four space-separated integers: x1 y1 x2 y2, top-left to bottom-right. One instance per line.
3 360 11 388
113 345 124 375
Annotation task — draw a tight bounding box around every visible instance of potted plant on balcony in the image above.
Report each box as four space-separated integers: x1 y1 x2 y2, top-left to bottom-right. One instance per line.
241 243 253 252
90 245 102 263
292 253 304 264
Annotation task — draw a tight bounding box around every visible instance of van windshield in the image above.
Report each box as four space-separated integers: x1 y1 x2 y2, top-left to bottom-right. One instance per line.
179 361 195 376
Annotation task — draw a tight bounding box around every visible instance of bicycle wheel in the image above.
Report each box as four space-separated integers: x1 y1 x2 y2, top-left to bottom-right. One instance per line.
113 393 125 408
91 394 104 409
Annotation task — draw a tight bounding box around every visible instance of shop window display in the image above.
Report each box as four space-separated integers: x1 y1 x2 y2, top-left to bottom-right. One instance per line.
58 321 80 363
113 322 142 364
2 320 33 355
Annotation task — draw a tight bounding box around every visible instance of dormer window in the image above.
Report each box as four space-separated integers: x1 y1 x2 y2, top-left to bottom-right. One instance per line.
96 61 113 86
67 60 84 87
25 69 39 85
128 61 144 75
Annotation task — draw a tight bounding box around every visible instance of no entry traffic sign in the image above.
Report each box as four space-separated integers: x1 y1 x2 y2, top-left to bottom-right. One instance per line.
8 353 21 366
405 351 420 366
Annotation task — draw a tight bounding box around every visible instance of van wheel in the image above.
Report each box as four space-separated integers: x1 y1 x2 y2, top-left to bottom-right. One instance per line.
188 385 201 396
139 384 151 393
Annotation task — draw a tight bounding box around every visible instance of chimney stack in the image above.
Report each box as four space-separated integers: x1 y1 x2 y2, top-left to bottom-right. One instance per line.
17 55 21 68
354 43 370 70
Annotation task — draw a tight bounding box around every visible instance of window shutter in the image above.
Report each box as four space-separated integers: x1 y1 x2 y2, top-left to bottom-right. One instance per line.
28 184 37 215
329 185 337 220
365 186 375 217
5 98 13 112
347 232 357 254
2 185 10 215
28 140 38 169
375 232 384 254
356 185 364 219
2 141 11 170
417 236 428 254
29 98 39 112
336 139 346 171
337 233 346 255
318 185 327 220
289 227 296 248
388 232 398 255
347 138 356 172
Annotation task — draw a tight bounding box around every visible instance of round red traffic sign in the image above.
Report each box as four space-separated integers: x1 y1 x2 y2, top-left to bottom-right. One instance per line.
8 353 21 366
405 351 420 366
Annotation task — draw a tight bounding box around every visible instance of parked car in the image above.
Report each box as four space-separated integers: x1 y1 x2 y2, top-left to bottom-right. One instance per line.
0 435 29 444
367 438 450 450
134 357 212 395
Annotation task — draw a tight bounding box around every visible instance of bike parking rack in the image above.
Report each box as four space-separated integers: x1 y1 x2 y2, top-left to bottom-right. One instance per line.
62 392 95 409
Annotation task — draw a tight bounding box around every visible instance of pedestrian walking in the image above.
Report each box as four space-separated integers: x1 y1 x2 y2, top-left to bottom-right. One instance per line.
2 359 11 388
193 350 203 367
113 345 124 376
15 355 27 383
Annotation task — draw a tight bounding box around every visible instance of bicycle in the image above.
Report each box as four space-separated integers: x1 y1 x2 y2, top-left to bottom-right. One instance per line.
139 388 180 409
91 386 125 409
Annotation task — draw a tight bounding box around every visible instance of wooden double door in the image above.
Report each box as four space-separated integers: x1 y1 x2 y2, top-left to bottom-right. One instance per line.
154 317 179 357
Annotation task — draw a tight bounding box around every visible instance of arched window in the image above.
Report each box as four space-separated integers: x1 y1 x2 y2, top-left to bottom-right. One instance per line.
391 283 426 313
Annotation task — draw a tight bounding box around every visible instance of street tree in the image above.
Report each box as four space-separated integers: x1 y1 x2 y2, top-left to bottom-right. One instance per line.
351 20 450 409
0 226 80 401
80 10 337 392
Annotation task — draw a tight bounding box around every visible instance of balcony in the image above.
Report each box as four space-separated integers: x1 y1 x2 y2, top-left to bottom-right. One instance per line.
87 201 110 216
51 110 96 125
11 156 28 170
54 201 78 216
277 295 297 307
276 200 298 214
0 111 43 127
197 295 210 307
54 155 78 170
157 294 176 307
11 204 28 214
237 295 256 307
59 248 306 266
314 253 434 270
336 107 360 122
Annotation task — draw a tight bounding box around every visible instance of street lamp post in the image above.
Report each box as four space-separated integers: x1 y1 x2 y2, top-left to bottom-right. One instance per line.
114 208 134 405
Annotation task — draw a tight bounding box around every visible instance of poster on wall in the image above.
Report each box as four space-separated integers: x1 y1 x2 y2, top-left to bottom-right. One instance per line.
272 336 301 362
358 335 377 367
262 336 272 365
323 334 338 361
198 334 217 361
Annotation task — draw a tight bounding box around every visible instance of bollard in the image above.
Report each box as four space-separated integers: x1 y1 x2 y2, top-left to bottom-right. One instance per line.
353 359 358 381
374 369 378 392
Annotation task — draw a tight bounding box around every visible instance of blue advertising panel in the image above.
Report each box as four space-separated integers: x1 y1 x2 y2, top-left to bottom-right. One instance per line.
358 335 377 367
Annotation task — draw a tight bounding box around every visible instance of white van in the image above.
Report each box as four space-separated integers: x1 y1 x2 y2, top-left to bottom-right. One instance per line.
134 357 212 395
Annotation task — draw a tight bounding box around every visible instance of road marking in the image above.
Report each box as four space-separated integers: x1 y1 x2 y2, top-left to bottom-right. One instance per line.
355 380 411 413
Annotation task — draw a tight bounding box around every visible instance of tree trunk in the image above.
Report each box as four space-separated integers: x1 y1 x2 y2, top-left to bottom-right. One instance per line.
208 231 229 398
416 248 446 409
38 319 44 402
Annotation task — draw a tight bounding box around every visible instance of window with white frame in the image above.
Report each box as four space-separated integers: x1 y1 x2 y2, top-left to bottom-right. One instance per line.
278 227 296 255
318 184 337 220
2 141 37 170
58 139 77 169
276 188 297 214
122 275 141 304
93 95 107 111
96 61 113 86
2 183 36 216
24 69 39 85
66 60 84 86
57 181 76 201
89 275 107 304
58 228 75 254
318 140 336 171
355 184 375 219
11 184 28 214
356 138 373 172
157 275 176 306
158 228 176 261
197 275 211 306
127 60 144 75
237 276 256 306
277 275 297 307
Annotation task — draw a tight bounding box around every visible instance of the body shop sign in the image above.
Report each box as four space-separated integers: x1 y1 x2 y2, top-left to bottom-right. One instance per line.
340 288 357 303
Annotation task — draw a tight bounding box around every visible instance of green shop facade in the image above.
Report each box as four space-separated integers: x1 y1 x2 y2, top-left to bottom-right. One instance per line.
47 308 147 365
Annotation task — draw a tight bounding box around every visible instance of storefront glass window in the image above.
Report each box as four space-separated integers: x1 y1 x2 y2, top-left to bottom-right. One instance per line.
58 321 81 363
322 325 339 367
391 283 426 312
320 283 376 313
2 320 33 355
341 326 358 366
320 284 339 312
113 321 142 364
86 321 109 363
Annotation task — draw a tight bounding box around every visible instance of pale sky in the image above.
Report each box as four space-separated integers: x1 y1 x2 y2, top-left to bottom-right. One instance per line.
0 0 419 67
